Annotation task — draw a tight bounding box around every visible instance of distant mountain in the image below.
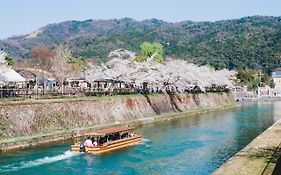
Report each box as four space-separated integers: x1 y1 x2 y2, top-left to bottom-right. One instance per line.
1 16 281 72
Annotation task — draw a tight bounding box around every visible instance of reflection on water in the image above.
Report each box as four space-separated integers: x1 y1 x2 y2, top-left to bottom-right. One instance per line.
1 101 281 175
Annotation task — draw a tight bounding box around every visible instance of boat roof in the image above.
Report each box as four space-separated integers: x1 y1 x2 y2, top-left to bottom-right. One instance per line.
87 126 136 136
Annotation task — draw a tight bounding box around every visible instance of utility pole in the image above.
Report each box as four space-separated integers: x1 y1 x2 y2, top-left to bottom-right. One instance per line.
36 75 38 100
259 69 262 88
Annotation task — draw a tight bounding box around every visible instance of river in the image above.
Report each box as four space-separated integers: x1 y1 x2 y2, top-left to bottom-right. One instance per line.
1 101 281 175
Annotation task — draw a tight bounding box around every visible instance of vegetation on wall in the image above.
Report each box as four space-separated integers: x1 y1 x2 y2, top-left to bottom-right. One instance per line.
135 55 148 62
0 122 5 137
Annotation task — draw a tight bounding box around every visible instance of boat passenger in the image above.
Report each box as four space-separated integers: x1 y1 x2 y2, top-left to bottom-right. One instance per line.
91 137 98 146
84 137 93 147
121 133 128 138
93 140 98 146
108 134 115 141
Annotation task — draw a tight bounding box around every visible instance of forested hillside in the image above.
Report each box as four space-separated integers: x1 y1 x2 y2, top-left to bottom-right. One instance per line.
1 16 281 73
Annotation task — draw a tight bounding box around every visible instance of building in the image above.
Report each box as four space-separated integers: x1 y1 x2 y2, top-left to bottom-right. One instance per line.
0 62 26 97
0 52 26 98
16 69 36 89
67 78 90 89
256 86 271 98
16 68 57 90
0 64 26 88
234 85 257 100
267 69 281 98
92 78 123 90
272 70 281 89
270 88 281 97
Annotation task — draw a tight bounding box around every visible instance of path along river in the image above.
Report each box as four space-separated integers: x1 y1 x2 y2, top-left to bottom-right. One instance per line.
1 101 281 175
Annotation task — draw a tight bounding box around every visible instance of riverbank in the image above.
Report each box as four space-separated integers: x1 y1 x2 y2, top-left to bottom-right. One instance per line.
213 117 281 175
0 92 235 152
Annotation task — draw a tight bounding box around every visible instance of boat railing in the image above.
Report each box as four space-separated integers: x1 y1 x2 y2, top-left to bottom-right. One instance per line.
84 133 141 148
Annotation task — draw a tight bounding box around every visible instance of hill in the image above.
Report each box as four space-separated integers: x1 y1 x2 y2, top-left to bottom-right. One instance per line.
1 16 281 73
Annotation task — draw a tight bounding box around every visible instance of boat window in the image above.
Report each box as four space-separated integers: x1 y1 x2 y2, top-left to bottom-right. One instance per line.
121 132 129 139
99 136 107 145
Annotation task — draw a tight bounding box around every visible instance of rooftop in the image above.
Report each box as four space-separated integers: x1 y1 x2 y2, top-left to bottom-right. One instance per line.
0 65 26 82
86 126 136 136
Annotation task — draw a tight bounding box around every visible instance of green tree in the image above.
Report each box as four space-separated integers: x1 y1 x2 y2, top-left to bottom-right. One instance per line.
4 53 15 65
139 42 164 63
152 43 164 63
140 42 154 57
237 68 260 90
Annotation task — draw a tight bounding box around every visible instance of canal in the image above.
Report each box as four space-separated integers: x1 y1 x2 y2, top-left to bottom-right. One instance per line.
1 101 281 175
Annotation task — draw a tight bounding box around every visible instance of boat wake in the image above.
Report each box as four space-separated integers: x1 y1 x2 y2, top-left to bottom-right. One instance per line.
0 150 78 172
141 138 151 145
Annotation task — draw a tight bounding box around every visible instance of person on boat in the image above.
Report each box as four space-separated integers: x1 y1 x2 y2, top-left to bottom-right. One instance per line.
93 140 98 146
84 137 93 147
121 133 128 138
91 137 98 146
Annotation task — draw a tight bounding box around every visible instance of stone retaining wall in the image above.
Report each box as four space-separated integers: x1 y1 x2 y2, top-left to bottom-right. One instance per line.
0 93 235 151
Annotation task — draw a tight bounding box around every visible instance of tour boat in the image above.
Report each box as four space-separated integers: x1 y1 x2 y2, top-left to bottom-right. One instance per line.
71 127 142 155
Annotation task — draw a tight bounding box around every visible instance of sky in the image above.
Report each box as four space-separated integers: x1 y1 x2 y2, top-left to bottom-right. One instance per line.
0 0 280 39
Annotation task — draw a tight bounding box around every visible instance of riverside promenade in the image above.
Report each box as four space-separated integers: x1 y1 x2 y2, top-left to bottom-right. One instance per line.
213 118 281 175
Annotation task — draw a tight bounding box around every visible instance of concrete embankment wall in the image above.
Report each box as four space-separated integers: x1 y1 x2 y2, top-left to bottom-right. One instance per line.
0 92 234 151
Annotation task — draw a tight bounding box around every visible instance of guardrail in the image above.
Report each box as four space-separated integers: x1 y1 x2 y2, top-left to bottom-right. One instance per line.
0 87 230 99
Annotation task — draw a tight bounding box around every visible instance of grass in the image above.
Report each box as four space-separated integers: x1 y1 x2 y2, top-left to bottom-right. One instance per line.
0 97 29 103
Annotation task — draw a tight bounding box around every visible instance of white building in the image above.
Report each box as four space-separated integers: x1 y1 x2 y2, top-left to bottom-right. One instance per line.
255 69 281 98
272 70 281 89
0 52 26 87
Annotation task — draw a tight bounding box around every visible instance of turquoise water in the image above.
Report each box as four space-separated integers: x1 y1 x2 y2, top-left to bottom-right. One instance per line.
1 101 281 175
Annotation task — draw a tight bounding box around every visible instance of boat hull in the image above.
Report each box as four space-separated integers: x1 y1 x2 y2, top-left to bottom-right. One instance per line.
71 135 141 155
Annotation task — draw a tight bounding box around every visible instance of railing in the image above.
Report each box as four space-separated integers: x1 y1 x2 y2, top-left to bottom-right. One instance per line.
0 87 141 99
0 86 231 99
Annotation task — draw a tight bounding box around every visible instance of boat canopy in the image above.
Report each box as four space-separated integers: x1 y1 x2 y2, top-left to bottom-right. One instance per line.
87 127 135 136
